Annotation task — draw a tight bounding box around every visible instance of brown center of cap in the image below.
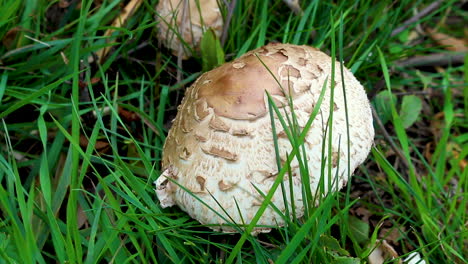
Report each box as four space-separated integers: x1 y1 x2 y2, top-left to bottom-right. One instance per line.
197 52 288 120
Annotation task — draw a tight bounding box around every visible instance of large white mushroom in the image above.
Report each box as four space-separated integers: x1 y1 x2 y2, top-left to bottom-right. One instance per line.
156 0 223 58
155 43 374 233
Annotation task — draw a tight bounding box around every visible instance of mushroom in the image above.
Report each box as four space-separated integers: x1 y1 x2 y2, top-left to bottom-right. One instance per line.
156 0 223 58
155 43 374 234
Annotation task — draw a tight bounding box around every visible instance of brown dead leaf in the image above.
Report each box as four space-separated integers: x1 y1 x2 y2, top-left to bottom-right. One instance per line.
379 227 404 246
423 142 433 161
426 27 468 52
450 144 467 170
77 204 89 229
430 112 445 140
2 27 20 50
118 107 140 122
58 0 71 8
79 134 110 153
354 207 372 223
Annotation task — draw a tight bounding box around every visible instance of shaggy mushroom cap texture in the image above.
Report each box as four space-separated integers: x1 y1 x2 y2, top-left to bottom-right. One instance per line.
156 0 223 58
155 42 374 234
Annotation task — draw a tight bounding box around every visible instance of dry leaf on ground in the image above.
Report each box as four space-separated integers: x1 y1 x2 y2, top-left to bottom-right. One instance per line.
426 27 467 52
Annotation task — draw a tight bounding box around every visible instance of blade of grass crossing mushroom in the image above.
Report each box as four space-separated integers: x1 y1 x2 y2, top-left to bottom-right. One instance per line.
318 115 330 198
338 12 353 245
261 60 321 219
164 179 244 233
225 77 328 264
327 13 337 194
226 152 290 263
287 149 297 225
267 97 291 239
281 75 312 220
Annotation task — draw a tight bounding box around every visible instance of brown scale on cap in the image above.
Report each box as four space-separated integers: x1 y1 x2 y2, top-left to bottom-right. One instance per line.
155 43 374 234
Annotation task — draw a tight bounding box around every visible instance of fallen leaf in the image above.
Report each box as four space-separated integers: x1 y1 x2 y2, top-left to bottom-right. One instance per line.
354 207 372 223
58 0 71 8
79 134 110 153
426 27 468 52
77 204 88 229
2 27 20 50
379 227 403 245
118 107 140 122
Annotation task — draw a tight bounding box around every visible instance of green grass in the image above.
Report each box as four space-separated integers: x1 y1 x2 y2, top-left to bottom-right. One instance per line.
0 0 467 263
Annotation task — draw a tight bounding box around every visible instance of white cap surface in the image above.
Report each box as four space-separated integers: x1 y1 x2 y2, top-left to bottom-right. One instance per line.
155 43 374 233
156 0 223 58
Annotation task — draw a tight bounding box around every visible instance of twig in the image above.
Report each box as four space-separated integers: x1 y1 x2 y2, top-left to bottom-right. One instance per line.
371 105 410 170
395 52 465 68
390 0 444 37
221 0 237 45
125 57 158 66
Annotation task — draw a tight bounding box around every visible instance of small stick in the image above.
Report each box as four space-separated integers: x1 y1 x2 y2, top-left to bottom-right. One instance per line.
221 0 238 45
390 0 444 37
395 52 465 68
371 105 411 170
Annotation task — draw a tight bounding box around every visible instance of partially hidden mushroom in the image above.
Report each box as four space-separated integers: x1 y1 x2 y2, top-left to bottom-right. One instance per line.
155 42 374 234
156 0 223 58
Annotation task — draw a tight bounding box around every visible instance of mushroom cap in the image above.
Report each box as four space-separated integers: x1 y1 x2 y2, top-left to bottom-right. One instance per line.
156 0 223 58
155 43 374 234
